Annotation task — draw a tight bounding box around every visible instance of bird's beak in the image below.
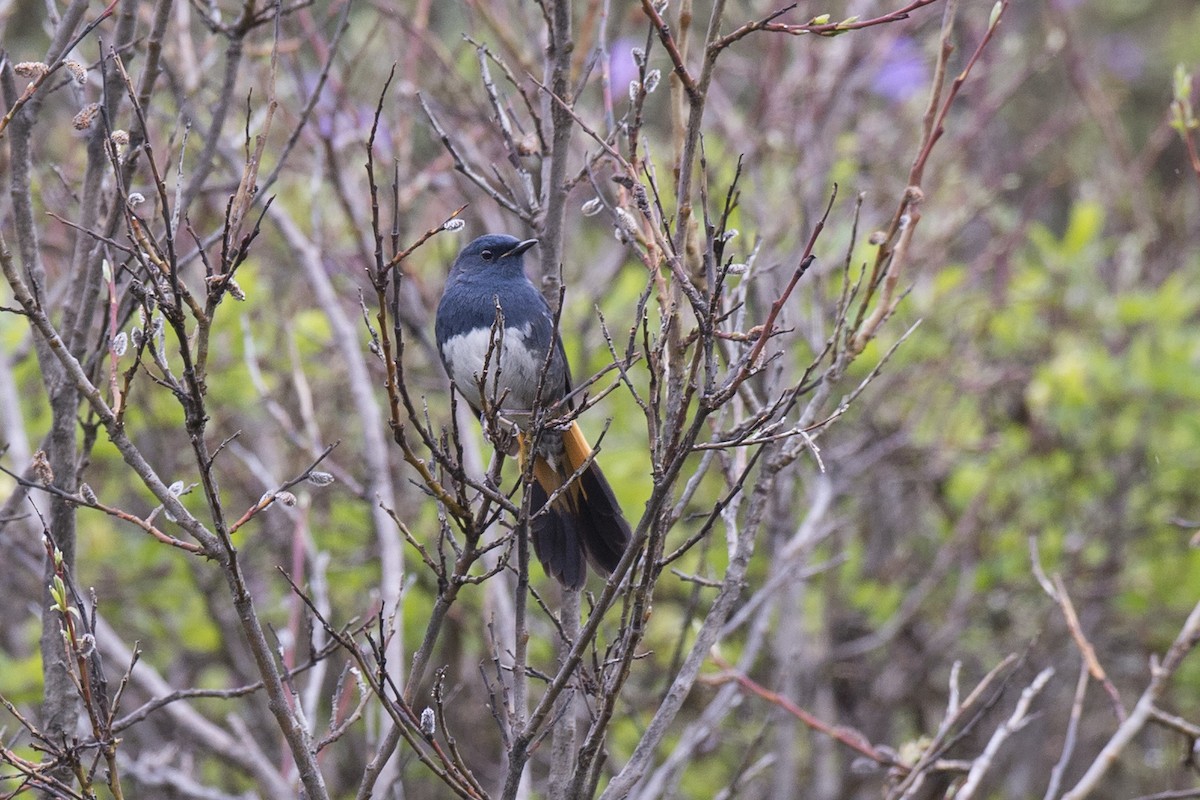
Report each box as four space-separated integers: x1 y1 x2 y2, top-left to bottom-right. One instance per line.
503 239 538 258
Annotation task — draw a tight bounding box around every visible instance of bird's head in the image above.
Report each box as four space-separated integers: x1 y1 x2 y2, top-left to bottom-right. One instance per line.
454 234 538 273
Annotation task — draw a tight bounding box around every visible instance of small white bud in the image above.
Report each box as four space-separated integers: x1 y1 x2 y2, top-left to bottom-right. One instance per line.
721 229 739 242
613 207 638 244
276 491 298 507
64 60 87 85
110 130 129 157
516 131 540 156
164 485 186 521
80 484 97 504
306 471 335 487
127 192 146 208
643 69 661 93
131 327 143 347
14 61 49 79
581 197 604 217
628 80 641 102
988 0 1002 30
420 707 436 736
631 48 646 68
726 263 749 275
112 332 128 356
72 102 100 130
442 218 465 232
33 450 54 483
614 207 637 230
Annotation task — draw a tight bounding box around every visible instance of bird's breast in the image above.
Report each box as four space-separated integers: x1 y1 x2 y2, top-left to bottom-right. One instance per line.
439 320 554 415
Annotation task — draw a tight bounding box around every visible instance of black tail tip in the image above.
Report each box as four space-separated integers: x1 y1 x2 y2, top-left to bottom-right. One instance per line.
530 505 587 589
577 462 631 577
528 463 632 589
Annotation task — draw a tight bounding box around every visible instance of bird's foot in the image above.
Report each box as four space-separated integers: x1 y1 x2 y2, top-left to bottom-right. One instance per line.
482 413 520 457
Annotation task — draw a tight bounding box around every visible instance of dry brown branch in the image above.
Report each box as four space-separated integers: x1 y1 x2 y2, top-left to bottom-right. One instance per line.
708 652 896 767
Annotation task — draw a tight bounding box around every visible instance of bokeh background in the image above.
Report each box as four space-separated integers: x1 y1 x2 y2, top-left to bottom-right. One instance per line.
3 0 1200 797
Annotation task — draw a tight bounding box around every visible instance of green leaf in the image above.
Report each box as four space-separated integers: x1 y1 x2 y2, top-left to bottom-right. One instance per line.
1061 201 1104 257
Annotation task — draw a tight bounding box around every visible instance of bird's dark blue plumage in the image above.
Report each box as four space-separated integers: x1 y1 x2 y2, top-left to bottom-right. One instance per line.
434 234 631 588
435 234 567 415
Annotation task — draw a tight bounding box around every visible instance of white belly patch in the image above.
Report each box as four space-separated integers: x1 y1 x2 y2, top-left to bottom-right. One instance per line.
440 321 549 414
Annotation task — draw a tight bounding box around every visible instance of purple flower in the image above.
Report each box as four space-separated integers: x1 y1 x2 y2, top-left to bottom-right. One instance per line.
1103 35 1145 82
609 37 642 95
299 70 393 155
871 37 928 104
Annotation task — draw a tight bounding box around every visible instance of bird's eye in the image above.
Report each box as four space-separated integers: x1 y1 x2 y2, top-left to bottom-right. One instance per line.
481 249 494 261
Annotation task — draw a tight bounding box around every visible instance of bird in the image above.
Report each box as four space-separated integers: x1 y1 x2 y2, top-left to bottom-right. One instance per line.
434 233 632 588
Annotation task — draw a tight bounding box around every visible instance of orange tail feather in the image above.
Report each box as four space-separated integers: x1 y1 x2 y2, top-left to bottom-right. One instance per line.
517 423 631 587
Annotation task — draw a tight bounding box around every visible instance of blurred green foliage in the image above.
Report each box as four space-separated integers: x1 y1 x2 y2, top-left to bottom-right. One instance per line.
5 0 1200 796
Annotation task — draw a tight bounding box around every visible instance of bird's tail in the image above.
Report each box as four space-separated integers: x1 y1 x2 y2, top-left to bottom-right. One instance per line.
518 422 631 589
